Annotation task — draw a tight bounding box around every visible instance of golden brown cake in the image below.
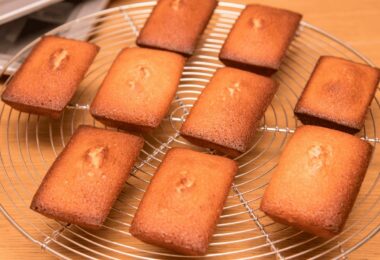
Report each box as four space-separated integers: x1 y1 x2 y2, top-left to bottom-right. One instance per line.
219 4 302 76
180 67 278 157
136 0 217 56
260 125 373 238
2 36 99 118
90 47 185 132
30 125 144 229
295 56 380 134
130 148 237 255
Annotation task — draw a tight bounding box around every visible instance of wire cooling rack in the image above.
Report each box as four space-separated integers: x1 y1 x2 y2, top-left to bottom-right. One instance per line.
0 0 379 259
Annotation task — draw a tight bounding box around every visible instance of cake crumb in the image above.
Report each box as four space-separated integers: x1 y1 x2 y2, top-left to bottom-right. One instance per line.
308 144 332 173
85 146 107 169
51 49 69 70
251 18 264 29
227 81 241 97
176 170 195 192
137 65 150 79
128 66 150 90
170 0 182 10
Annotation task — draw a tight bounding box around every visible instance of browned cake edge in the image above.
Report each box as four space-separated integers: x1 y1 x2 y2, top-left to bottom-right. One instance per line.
180 69 278 157
2 36 100 119
218 57 278 76
130 148 238 255
260 131 374 238
135 41 193 57
136 1 217 56
1 98 62 119
219 5 302 76
30 125 144 229
262 210 337 238
180 131 243 157
130 178 234 256
30 202 103 229
90 113 157 133
294 56 380 134
130 225 210 256
89 47 185 132
294 111 360 134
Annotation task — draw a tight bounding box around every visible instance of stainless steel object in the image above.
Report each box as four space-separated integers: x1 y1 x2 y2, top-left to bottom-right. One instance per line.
0 1 379 259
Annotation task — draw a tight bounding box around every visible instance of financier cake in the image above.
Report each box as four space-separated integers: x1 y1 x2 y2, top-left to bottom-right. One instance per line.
2 36 99 118
260 125 373 238
90 47 185 132
130 148 237 255
136 0 217 56
30 125 144 229
294 56 380 134
219 4 302 75
180 67 278 157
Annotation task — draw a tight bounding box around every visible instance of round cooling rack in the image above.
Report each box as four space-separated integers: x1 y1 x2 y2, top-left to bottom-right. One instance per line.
1 1 380 259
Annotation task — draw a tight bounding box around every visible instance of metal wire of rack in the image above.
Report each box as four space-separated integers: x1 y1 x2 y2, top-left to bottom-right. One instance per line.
0 0 379 259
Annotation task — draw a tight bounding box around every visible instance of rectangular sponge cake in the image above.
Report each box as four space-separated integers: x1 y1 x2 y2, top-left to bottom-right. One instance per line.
90 47 185 132
260 125 373 238
219 4 302 76
130 148 237 255
294 56 380 134
30 125 144 229
2 36 99 118
180 67 278 157
136 0 217 56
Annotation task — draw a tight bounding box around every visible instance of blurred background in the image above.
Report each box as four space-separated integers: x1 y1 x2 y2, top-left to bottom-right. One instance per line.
0 0 110 74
